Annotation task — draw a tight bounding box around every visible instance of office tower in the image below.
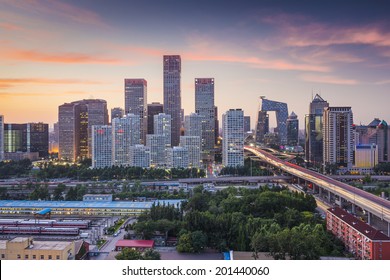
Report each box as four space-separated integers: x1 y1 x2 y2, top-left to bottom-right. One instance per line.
184 113 202 138
0 115 3 161
305 94 329 165
355 144 378 168
257 97 288 145
111 107 124 122
287 112 299 146
92 125 112 168
146 134 166 167
195 78 215 152
214 106 219 145
222 109 244 167
49 122 59 154
323 107 354 169
124 79 147 144
154 113 172 148
180 136 201 168
147 102 163 134
112 114 140 166
163 55 181 146
58 99 108 161
167 146 189 168
3 123 49 158
129 145 150 168
255 111 269 143
244 116 251 132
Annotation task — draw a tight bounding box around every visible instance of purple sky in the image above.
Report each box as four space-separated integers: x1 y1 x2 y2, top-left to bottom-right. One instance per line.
0 0 389 128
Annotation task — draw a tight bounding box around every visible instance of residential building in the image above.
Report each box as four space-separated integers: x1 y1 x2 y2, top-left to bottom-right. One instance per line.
326 207 390 260
167 146 189 168
146 134 166 167
0 237 75 260
180 136 201 168
112 114 140 166
323 107 354 169
184 113 202 138
124 79 147 144
91 125 112 168
222 109 244 167
287 111 299 146
129 145 151 168
305 94 329 165
163 55 181 146
115 240 154 252
154 113 172 148
147 102 163 134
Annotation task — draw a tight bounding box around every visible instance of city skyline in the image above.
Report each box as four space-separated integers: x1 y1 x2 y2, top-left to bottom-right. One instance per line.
1 0 390 128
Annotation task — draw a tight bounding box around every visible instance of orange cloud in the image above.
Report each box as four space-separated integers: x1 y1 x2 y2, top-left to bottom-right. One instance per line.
300 74 358 85
0 22 23 31
0 78 106 88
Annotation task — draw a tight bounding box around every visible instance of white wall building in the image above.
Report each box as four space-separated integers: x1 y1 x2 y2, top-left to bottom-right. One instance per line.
129 145 151 168
146 134 166 167
154 113 172 148
355 144 378 168
222 109 244 167
167 146 189 168
180 136 201 168
92 125 112 168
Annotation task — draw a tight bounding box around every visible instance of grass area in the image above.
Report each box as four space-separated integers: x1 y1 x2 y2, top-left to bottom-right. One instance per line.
106 217 127 235
97 239 107 249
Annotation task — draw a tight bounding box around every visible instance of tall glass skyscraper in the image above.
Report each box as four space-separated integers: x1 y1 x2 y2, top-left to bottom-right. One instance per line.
222 109 244 167
147 102 163 135
163 55 181 146
92 125 112 169
125 79 147 144
287 112 299 146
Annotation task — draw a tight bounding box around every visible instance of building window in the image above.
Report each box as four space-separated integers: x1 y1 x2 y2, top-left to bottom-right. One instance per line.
25 255 29 259
1 254 5 259
32 255 36 259
40 255 44 260
56 255 60 260
17 254 21 259
48 255 52 260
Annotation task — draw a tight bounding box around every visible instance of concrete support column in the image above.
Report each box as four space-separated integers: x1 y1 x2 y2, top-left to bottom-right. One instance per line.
351 203 356 214
367 212 371 225
319 186 322 196
328 190 331 203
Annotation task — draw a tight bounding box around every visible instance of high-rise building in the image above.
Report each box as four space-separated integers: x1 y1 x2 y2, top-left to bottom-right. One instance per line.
147 102 163 135
92 125 112 169
287 112 299 146
58 99 108 161
222 109 244 167
154 113 172 148
163 55 181 146
355 144 378 168
305 94 329 165
129 145 150 168
167 146 189 168
112 114 140 166
323 107 354 169
4 123 49 158
111 107 124 122
180 136 201 168
244 116 251 132
124 79 147 144
195 78 215 153
214 106 219 145
146 134 166 167
184 113 202 138
255 111 269 143
0 115 4 161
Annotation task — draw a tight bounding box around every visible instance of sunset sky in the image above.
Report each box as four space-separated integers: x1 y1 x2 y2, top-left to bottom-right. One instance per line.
1 0 389 129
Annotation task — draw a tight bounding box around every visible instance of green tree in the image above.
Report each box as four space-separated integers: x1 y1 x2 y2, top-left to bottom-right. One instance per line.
115 248 143 260
143 249 161 260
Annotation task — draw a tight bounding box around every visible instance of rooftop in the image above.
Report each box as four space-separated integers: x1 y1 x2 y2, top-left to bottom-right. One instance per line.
327 207 390 241
115 240 154 248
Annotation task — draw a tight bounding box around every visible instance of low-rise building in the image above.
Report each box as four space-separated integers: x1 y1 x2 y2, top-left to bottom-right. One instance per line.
0 237 75 260
326 207 390 260
115 240 154 252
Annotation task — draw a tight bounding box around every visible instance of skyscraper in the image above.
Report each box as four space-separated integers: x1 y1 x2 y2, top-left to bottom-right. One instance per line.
184 113 202 138
92 125 112 169
222 109 244 167
214 106 219 145
58 99 108 161
244 116 251 132
305 94 329 165
124 79 147 144
323 107 354 169
112 114 140 166
0 115 4 161
180 136 201 168
154 113 172 148
195 78 215 153
255 111 269 143
163 55 181 146
287 112 299 146
111 107 124 122
147 102 163 134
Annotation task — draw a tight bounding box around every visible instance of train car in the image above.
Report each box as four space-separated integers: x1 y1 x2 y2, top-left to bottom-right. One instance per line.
17 220 55 227
0 226 41 235
41 227 79 236
53 220 90 229
0 219 22 227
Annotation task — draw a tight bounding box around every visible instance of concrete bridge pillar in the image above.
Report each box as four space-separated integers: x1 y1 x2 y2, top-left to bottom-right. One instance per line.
328 190 331 203
351 203 356 214
367 212 371 225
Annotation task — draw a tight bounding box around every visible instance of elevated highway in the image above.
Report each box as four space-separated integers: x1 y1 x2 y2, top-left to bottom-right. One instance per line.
244 145 390 234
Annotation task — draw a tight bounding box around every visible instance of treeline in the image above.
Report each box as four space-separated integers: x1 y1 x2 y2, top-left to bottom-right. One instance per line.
130 186 345 259
374 162 390 174
219 158 267 176
0 159 32 179
36 162 205 181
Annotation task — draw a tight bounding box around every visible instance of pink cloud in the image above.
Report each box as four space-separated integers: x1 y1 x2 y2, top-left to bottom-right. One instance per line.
0 22 23 31
0 78 106 88
300 74 358 85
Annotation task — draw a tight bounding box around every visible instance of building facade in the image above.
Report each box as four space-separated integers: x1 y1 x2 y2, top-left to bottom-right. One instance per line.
326 207 390 260
92 125 112 168
255 111 269 144
305 94 329 165
124 79 147 144
180 136 201 168
146 134 166 167
287 112 299 146
323 107 354 169
112 114 140 166
111 107 124 122
0 115 4 161
222 109 244 167
184 113 202 139
355 144 378 168
167 146 189 168
129 145 151 168
244 116 251 132
163 55 181 146
147 102 163 135
154 113 172 148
